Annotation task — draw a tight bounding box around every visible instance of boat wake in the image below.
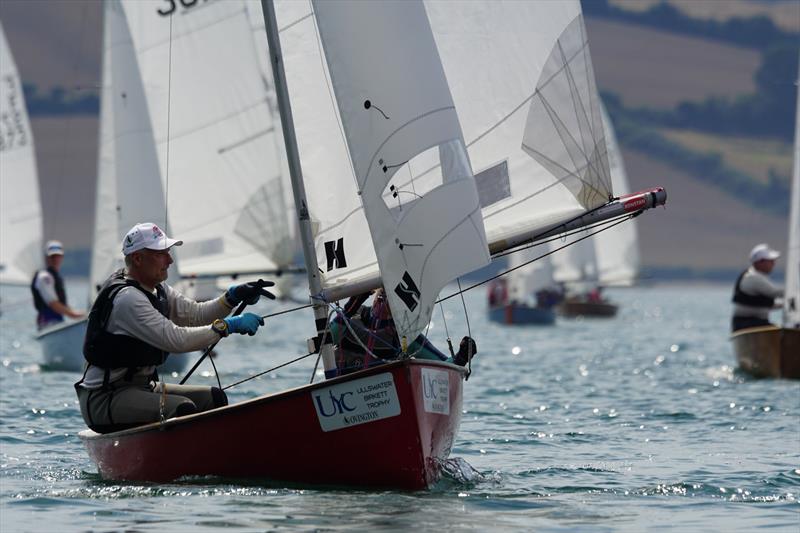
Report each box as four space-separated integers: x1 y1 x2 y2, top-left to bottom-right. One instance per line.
438 457 489 487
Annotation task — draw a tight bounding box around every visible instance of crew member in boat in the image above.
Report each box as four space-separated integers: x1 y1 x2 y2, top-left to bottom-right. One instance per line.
731 243 783 331
31 240 85 329
328 288 477 377
75 222 275 434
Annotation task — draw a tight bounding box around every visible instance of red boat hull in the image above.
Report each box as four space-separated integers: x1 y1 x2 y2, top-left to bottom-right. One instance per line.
79 359 465 489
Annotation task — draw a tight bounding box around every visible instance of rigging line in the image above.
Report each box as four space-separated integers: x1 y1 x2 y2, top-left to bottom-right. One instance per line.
208 344 222 390
438 301 455 358
137 8 244 55
388 36 594 194
456 277 472 379
309 309 334 384
436 213 634 305
492 211 633 260
260 301 314 320
224 351 316 391
156 98 269 145
161 13 175 349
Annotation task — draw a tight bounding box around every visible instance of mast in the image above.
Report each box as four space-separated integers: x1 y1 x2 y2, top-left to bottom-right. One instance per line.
260 0 335 373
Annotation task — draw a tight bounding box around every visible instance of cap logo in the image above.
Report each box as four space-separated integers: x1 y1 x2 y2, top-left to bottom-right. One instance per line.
152 225 163 238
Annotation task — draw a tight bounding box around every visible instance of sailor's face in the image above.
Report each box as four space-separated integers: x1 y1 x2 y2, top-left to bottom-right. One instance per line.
139 248 173 283
754 258 776 274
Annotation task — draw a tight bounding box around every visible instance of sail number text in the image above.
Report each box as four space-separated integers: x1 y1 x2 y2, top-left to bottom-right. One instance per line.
157 0 211 17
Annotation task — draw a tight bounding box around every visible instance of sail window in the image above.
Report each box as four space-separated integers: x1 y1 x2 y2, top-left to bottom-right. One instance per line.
474 160 512 209
382 140 473 221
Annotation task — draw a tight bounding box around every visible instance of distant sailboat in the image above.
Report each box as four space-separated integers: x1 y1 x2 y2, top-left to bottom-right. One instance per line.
0 21 43 287
487 245 559 325
78 0 666 489
551 103 640 318
731 65 800 378
35 0 188 372
120 0 299 297
36 0 298 371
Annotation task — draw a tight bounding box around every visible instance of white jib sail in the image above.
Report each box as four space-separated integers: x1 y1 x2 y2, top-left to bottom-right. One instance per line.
120 0 294 278
593 103 640 286
0 21 43 285
312 0 490 342
90 0 174 298
784 65 800 328
424 0 613 254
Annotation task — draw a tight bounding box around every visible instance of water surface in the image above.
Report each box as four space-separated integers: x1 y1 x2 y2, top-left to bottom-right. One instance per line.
1 282 797 531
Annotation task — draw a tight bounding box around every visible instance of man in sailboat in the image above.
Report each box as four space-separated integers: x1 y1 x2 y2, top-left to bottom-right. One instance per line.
328 288 477 376
31 240 85 329
75 222 274 434
731 243 784 331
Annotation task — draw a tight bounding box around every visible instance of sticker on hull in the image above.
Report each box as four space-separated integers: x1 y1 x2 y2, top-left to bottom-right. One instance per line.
421 368 449 415
312 373 401 432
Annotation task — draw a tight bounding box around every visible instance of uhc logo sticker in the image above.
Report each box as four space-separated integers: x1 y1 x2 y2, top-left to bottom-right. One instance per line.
394 271 420 311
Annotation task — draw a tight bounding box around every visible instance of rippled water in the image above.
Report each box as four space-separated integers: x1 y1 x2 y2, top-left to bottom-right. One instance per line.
1 281 798 531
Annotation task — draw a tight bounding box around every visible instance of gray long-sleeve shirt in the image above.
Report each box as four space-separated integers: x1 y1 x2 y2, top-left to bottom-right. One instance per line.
80 282 232 389
733 267 783 321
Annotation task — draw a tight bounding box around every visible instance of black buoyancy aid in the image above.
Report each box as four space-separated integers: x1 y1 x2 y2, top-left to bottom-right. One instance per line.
31 267 67 320
732 269 775 308
83 269 170 371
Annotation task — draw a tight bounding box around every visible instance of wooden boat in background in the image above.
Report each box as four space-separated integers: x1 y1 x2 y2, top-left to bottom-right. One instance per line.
731 63 800 379
731 326 800 379
557 298 618 318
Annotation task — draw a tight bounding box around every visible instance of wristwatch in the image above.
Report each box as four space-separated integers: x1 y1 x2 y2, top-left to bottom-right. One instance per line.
212 319 229 337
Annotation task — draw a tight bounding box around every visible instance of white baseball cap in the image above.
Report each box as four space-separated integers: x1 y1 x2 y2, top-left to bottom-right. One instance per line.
749 243 780 264
45 240 64 256
122 222 183 256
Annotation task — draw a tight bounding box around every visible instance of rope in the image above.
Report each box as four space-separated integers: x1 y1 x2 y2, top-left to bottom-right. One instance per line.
259 301 314 320
456 277 473 379
223 351 317 391
436 212 635 304
221 211 638 387
438 302 455 358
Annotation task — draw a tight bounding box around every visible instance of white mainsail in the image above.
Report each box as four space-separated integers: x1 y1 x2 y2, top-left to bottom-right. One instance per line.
0 21 43 285
120 0 294 278
90 0 173 299
311 0 490 341
784 67 800 328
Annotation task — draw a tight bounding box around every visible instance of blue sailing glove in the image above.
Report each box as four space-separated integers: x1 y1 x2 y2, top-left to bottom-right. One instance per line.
225 279 276 307
224 313 265 336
